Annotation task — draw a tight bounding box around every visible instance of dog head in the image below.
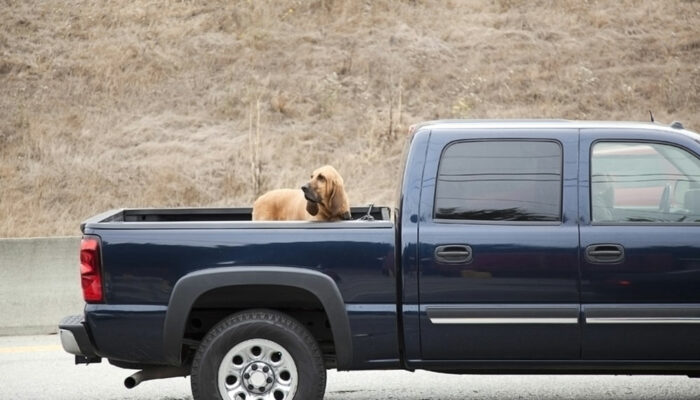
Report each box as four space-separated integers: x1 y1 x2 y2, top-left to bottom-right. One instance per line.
301 165 351 221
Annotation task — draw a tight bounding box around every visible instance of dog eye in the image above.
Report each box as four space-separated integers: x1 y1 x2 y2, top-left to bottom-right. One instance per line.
317 174 325 182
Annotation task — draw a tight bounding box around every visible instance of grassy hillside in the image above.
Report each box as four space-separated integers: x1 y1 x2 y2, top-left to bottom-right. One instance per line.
1 0 699 237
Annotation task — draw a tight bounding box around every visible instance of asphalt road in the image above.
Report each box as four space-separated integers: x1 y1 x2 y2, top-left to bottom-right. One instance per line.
2 335 700 400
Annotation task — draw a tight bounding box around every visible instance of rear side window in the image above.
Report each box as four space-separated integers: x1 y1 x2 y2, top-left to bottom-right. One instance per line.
434 140 562 222
591 142 700 223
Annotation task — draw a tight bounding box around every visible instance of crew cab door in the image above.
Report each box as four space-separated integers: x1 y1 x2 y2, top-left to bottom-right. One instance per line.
579 129 700 360
417 129 581 361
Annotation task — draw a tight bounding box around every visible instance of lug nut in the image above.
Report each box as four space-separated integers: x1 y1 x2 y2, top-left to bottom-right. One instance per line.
263 366 269 373
248 384 254 390
259 387 266 392
244 373 250 379
267 377 273 384
251 364 258 371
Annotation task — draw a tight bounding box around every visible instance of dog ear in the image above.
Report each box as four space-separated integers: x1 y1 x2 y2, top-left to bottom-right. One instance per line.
328 177 349 218
306 200 319 216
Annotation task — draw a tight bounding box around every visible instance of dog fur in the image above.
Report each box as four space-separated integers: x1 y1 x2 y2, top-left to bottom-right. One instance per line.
252 165 351 221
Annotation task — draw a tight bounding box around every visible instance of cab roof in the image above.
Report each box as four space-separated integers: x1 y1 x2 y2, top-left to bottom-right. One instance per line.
412 119 698 140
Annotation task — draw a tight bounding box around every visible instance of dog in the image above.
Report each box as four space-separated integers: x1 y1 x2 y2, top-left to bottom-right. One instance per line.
252 165 351 221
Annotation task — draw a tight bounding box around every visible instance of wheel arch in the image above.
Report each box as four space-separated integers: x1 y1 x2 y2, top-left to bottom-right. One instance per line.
163 267 352 369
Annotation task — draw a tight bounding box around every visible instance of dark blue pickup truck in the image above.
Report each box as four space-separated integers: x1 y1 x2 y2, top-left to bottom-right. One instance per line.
60 120 700 400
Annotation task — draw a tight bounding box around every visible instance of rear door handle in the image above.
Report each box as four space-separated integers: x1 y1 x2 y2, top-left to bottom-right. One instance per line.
435 245 473 264
585 244 625 264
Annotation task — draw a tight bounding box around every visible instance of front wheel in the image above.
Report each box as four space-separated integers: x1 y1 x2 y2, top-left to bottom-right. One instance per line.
191 310 326 400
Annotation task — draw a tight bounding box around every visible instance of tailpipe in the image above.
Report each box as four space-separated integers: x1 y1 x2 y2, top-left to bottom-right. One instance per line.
124 366 189 389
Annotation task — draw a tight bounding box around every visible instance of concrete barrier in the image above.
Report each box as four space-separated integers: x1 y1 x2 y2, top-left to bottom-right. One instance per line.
0 237 83 336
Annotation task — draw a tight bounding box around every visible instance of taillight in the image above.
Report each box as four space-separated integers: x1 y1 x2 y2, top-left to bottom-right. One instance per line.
80 236 103 303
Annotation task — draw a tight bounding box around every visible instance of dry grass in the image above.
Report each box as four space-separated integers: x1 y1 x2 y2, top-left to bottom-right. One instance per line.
1 0 699 237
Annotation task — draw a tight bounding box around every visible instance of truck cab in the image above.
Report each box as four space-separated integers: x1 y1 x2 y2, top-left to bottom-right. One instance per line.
402 121 700 370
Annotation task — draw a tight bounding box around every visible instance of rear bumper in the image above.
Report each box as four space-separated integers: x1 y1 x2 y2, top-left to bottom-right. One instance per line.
59 315 99 360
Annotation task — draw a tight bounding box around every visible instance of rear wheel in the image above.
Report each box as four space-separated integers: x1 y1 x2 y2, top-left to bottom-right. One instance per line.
191 309 326 400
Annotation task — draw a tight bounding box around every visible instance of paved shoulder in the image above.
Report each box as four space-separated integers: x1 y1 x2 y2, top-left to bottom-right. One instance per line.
2 335 700 400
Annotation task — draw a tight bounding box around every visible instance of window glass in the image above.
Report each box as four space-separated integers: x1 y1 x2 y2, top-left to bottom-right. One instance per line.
435 141 562 221
591 142 700 223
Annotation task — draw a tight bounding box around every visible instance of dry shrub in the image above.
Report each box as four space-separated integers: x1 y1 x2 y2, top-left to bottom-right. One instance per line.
1 0 699 236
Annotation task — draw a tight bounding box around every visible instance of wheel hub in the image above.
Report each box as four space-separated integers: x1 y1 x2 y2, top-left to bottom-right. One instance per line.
218 338 298 400
243 362 275 394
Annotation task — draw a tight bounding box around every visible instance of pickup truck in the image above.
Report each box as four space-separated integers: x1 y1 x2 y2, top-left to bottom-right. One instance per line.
60 120 700 400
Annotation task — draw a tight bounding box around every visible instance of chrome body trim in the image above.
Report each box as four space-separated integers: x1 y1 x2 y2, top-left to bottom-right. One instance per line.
430 317 579 325
586 317 700 324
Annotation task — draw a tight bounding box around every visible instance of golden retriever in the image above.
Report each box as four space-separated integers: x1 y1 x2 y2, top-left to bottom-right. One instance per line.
252 165 351 221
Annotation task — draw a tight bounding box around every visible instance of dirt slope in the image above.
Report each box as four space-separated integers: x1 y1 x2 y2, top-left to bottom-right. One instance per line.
1 0 699 237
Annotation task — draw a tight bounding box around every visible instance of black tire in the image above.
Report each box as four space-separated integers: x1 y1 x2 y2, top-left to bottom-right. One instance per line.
191 309 326 400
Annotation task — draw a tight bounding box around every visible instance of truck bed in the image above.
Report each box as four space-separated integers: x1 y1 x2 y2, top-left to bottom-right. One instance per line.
81 206 391 231
78 204 398 368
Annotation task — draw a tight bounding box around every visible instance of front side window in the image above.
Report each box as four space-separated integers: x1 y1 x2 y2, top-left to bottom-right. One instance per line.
434 140 562 222
591 142 700 223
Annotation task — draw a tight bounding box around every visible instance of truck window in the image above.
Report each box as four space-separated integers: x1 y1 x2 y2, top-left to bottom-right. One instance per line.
434 140 562 222
591 142 700 223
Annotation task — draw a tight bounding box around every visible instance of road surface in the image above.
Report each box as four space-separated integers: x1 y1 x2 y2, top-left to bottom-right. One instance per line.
1 335 699 399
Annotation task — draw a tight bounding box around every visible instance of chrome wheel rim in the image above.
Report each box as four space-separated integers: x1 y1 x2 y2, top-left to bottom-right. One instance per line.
218 338 298 400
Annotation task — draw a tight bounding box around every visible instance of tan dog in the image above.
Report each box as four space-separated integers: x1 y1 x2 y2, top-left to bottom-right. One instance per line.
252 165 351 221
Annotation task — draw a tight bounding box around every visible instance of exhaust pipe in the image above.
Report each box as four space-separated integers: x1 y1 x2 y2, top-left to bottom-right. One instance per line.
124 366 189 389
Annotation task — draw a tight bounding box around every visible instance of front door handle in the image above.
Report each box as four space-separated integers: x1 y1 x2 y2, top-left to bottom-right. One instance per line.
585 244 625 264
435 245 473 264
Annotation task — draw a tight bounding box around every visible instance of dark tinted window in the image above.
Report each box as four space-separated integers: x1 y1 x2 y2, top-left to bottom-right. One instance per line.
435 140 562 221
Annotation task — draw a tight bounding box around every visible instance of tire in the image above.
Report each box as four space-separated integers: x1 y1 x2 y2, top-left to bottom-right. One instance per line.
191 309 326 400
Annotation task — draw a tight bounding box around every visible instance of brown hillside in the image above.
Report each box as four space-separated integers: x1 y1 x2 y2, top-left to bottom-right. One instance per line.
1 0 699 237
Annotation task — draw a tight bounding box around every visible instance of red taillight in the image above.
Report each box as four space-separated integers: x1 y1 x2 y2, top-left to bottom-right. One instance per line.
80 236 103 303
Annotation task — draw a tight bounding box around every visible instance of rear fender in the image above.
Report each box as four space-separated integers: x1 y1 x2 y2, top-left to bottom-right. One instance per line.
162 267 353 369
